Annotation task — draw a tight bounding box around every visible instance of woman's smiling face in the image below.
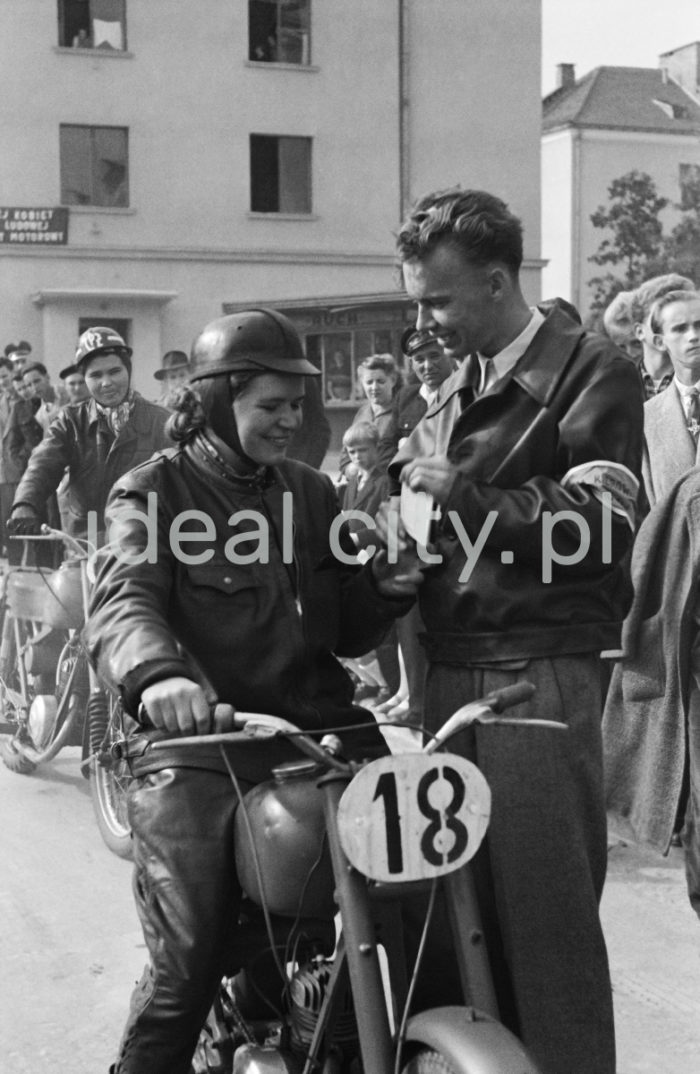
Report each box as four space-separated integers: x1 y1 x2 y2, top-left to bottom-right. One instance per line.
232 373 305 465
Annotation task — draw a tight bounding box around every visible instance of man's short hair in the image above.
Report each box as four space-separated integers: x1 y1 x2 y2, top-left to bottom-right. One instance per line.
631 274 695 323
342 421 380 449
21 361 48 378
0 357 12 372
396 188 524 275
602 290 634 336
649 289 700 334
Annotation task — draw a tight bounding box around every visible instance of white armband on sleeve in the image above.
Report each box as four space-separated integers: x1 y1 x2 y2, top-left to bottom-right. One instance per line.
560 460 639 530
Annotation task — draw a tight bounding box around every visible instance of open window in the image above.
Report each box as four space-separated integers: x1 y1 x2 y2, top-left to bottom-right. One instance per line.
60 125 129 207
58 0 127 51
250 135 311 214
248 0 310 64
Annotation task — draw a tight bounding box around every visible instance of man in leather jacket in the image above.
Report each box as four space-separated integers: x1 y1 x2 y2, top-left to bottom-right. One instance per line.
9 327 169 539
381 188 645 1074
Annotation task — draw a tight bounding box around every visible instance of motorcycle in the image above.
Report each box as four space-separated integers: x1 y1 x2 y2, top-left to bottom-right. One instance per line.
0 526 132 859
129 681 564 1074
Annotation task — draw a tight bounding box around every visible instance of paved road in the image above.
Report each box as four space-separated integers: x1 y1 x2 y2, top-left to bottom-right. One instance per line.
0 741 698 1073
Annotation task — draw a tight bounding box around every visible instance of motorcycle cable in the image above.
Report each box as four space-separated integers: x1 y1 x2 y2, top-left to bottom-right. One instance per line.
219 745 288 991
393 876 438 1074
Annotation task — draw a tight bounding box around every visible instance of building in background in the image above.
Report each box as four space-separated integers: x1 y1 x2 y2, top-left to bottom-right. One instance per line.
542 41 700 320
1 0 542 448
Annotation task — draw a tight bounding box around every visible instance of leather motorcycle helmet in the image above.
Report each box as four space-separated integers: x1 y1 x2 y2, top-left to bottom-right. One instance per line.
189 309 320 382
75 326 132 375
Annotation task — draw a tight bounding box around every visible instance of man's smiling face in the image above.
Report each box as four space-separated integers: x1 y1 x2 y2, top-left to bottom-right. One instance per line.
402 242 501 359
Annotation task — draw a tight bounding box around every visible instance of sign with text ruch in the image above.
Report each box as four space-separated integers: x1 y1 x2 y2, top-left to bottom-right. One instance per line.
0 208 69 245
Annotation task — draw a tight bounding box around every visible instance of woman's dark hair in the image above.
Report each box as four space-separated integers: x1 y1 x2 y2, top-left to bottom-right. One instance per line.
166 370 264 443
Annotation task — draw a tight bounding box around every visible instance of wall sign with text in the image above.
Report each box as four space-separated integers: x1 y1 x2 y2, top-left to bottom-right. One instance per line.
0 208 69 245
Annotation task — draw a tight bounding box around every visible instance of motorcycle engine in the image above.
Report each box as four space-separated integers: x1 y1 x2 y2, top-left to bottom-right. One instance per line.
288 958 357 1055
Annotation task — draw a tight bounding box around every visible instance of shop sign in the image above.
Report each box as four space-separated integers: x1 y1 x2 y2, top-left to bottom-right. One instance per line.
0 207 69 245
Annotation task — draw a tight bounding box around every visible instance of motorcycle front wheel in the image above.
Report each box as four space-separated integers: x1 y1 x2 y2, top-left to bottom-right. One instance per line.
1 632 82 774
88 689 133 860
402 1050 457 1074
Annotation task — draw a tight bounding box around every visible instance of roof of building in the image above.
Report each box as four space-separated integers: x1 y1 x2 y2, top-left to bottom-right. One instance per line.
543 66 700 135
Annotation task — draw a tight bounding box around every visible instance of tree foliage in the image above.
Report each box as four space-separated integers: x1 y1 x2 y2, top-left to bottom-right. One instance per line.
665 172 700 283
587 171 671 313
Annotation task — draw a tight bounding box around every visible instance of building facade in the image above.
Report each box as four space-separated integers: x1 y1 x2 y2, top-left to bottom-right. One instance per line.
542 42 700 320
1 0 542 446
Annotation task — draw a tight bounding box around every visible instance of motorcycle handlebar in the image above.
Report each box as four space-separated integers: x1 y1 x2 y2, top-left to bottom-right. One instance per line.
144 681 563 765
9 524 90 560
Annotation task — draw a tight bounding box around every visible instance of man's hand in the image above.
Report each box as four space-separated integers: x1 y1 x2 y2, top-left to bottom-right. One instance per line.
7 507 42 537
140 677 236 736
399 455 457 506
371 546 424 597
370 509 424 598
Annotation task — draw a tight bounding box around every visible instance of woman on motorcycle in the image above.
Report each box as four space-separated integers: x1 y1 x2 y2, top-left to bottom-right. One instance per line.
84 308 422 1074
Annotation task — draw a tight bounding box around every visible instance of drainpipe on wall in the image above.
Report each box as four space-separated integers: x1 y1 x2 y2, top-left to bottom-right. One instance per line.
398 0 409 221
572 127 582 313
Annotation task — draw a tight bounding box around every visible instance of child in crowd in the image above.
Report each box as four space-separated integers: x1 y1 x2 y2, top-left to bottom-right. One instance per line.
339 421 393 704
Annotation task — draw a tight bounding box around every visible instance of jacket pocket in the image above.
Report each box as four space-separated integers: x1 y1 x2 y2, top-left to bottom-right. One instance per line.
184 561 263 596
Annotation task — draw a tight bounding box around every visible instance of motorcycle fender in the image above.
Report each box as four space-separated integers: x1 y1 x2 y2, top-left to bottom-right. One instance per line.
404 1006 543 1074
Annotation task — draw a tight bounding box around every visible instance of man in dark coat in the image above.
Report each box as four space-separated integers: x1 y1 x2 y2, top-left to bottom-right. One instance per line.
380 188 645 1074
603 465 700 921
9 326 169 540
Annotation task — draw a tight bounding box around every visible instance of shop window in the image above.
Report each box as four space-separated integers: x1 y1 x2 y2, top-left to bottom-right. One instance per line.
60 125 129 207
249 0 310 64
306 329 404 405
250 135 311 214
58 0 127 50
680 163 700 211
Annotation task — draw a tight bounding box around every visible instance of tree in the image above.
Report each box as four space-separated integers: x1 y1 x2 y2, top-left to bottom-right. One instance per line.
587 171 669 314
665 171 700 283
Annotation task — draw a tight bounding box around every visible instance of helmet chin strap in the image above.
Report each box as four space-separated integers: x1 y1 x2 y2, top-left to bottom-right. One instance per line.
196 376 260 471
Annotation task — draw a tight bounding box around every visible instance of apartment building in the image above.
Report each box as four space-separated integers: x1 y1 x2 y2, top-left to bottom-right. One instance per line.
542 42 700 319
1 0 542 439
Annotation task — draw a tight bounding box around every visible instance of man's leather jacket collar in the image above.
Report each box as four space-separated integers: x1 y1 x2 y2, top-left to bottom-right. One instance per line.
424 306 586 419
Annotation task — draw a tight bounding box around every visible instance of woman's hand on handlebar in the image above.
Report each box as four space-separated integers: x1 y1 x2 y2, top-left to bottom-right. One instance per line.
140 678 236 736
7 506 42 537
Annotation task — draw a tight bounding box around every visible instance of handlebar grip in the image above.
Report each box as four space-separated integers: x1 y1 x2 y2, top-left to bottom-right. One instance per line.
484 681 536 713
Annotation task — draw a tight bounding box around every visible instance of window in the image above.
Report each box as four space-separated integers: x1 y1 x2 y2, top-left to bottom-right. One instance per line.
60 125 129 207
249 0 310 64
680 163 700 210
250 135 311 214
306 329 405 405
58 0 127 50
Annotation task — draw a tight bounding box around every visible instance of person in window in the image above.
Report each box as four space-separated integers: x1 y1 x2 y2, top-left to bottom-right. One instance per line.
82 308 422 1074
325 347 353 402
72 27 92 48
8 327 169 541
